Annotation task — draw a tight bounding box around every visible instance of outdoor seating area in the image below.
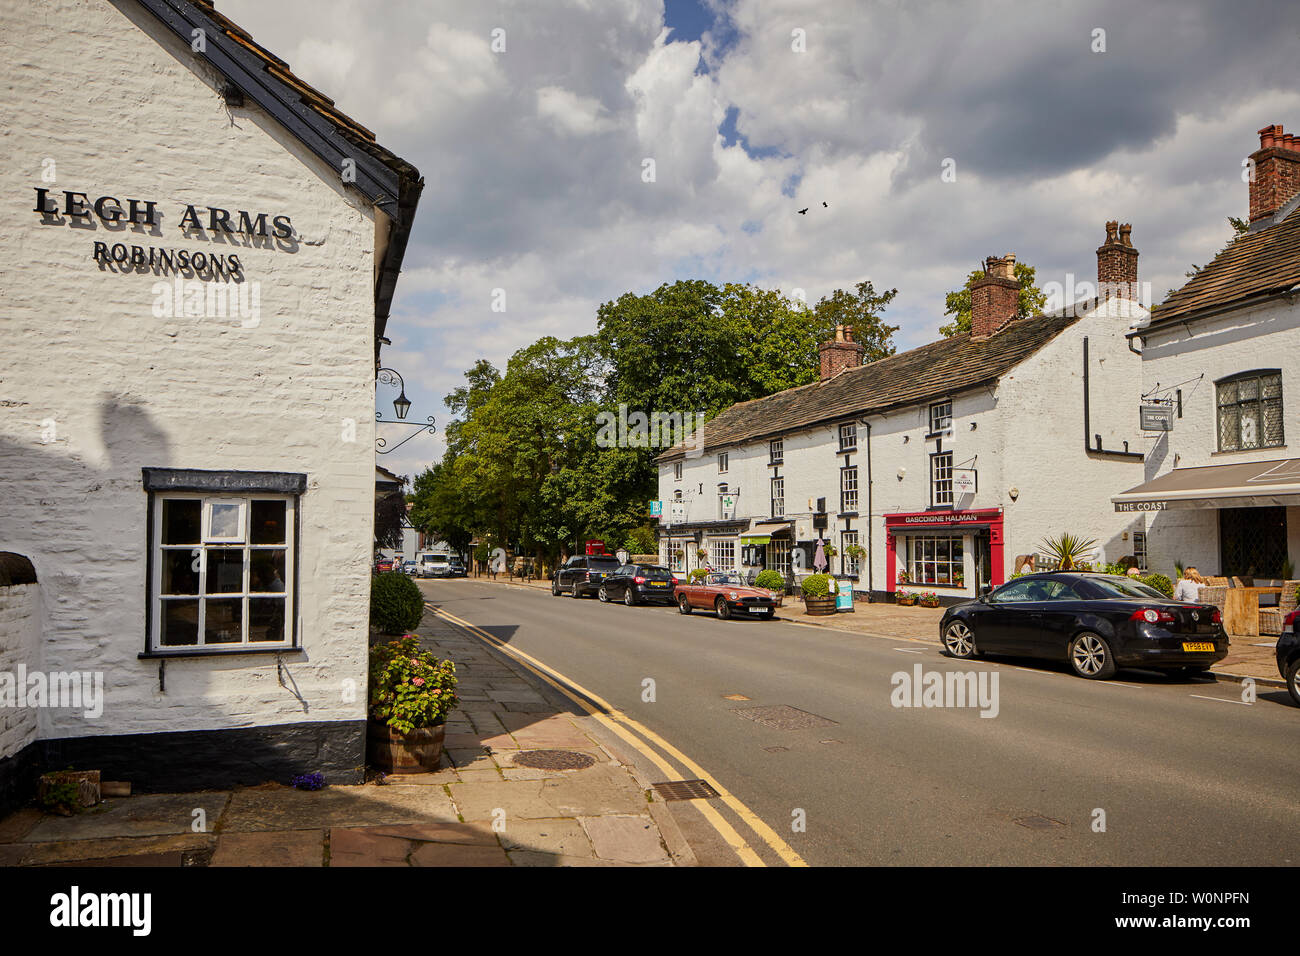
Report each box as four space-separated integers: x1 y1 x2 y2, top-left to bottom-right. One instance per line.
1195 578 1298 637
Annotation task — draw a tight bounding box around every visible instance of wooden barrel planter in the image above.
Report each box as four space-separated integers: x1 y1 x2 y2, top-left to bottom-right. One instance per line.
367 720 446 774
803 595 838 616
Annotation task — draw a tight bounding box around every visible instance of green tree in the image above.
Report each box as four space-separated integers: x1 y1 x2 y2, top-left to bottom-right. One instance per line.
939 262 1047 337
809 280 900 363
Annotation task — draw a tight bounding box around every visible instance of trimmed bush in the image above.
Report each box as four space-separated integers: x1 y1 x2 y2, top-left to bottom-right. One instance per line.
754 569 784 591
371 572 424 634
1140 572 1174 598
689 568 709 582
801 573 832 598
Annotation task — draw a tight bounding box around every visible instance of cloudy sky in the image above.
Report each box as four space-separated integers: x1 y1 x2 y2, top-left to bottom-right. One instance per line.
221 0 1300 479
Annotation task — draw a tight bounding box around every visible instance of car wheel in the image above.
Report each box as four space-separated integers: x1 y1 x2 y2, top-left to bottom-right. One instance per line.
942 620 978 659
551 580 561 597
1069 631 1117 679
1286 657 1300 707
715 597 732 620
624 588 636 607
598 586 609 603
678 595 693 615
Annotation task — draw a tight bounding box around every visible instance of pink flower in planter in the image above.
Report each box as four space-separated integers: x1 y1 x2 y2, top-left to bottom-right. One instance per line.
410 659 421 667
411 677 426 686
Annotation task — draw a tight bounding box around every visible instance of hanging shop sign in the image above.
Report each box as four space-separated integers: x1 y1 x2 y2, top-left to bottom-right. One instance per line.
648 500 662 517
1139 404 1173 432
953 469 977 494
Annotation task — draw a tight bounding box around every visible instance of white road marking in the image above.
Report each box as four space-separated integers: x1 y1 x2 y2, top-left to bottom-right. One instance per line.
1189 694 1252 706
892 647 924 654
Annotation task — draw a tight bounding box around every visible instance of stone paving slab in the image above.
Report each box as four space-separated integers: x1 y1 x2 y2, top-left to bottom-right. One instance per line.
21 793 230 843
212 830 323 867
497 818 592 857
365 822 499 845
7 832 216 867
541 763 649 816
448 780 558 822
329 828 411 866
409 842 511 866
221 784 457 832
581 814 670 864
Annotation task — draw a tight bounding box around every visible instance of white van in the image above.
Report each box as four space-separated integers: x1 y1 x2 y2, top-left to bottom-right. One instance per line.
419 553 450 578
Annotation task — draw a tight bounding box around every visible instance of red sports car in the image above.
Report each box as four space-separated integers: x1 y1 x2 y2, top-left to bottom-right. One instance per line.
676 572 781 620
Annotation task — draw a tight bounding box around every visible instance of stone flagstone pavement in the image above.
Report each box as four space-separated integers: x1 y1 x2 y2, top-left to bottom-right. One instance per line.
0 610 696 867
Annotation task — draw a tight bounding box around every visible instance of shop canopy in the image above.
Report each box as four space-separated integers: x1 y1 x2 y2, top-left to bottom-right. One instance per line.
740 519 792 545
1112 458 1300 512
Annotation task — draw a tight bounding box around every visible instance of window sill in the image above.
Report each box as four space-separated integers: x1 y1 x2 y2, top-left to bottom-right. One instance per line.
837 446 857 455
1211 445 1286 457
838 511 859 518
924 430 952 441
768 460 783 467
140 646 300 660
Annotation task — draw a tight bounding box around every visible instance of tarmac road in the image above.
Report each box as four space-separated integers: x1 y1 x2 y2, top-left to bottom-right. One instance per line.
421 577 1300 867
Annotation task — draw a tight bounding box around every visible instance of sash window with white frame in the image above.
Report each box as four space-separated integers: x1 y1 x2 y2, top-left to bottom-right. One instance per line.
841 530 860 576
710 538 736 570
151 494 294 651
841 466 858 512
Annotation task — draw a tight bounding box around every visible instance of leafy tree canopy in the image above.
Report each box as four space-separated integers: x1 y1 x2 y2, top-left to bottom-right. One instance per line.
939 262 1047 337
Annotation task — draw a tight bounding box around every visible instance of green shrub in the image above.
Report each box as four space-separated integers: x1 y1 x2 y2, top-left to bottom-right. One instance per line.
369 636 458 733
689 568 709 582
370 572 424 634
1100 562 1128 576
1140 572 1174 598
754 569 784 591
801 573 832 598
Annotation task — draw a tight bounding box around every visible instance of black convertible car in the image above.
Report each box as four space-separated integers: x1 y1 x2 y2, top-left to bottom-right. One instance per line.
938 572 1228 679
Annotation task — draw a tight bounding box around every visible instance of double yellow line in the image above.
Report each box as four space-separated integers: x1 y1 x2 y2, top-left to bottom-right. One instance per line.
427 602 808 868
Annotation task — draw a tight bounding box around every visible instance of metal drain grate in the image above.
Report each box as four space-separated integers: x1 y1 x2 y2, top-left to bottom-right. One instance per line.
731 704 838 731
653 779 721 801
1015 815 1065 830
511 750 596 771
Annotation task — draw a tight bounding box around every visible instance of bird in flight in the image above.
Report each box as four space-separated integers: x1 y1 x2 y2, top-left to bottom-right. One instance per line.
797 207 809 215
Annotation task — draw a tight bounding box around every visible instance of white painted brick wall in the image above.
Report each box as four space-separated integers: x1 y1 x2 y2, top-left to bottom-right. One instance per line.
1138 297 1300 574
659 299 1148 589
0 585 42 760
0 1 378 739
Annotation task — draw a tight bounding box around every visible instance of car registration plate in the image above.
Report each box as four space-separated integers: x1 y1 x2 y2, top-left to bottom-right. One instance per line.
1182 641 1215 652
649 582 667 587
747 607 766 614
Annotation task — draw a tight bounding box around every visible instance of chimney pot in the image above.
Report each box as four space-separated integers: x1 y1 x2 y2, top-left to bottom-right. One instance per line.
971 254 1020 339
818 323 864 380
1097 220 1139 302
1249 121 1300 222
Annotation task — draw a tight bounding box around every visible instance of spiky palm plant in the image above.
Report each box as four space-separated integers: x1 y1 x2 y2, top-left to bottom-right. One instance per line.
1039 532 1097 571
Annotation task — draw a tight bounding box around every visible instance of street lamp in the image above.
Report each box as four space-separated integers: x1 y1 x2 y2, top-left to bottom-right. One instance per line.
376 366 434 455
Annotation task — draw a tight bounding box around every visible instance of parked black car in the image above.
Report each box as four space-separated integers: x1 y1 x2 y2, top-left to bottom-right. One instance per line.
1277 609 1300 706
552 554 622 598
938 572 1228 679
597 564 676 606
447 557 467 578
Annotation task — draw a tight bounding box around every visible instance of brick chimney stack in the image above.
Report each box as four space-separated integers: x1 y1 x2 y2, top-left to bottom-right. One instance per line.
818 324 865 380
970 254 1019 340
1249 124 1300 223
1096 220 1139 300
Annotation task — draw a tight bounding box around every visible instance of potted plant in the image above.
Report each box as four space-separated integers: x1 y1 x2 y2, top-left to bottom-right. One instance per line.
896 589 916 606
918 591 941 608
953 570 964 587
367 635 459 774
696 547 709 564
801 573 837 615
846 543 866 564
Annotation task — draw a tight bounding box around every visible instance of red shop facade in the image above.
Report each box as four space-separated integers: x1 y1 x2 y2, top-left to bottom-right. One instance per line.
884 509 1004 604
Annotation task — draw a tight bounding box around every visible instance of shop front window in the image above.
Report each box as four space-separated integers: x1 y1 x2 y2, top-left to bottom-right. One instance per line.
710 539 736 570
841 531 859 577
908 534 964 586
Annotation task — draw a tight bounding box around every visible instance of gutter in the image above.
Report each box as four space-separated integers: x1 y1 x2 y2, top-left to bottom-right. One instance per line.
1083 336 1143 460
